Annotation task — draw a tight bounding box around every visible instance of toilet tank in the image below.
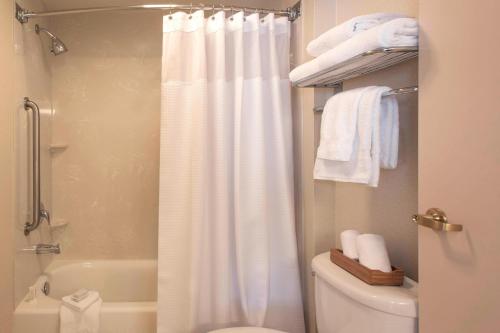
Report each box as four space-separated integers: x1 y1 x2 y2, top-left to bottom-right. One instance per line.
312 252 418 333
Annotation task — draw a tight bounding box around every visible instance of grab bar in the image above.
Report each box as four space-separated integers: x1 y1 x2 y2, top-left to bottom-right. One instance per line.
23 97 50 236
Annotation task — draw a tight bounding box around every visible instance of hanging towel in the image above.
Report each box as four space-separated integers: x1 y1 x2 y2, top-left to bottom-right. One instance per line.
316 87 369 161
314 86 399 187
290 18 418 84
379 95 399 170
307 13 408 57
60 290 102 333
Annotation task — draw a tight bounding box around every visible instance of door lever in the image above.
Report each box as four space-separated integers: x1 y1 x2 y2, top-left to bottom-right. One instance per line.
412 208 463 232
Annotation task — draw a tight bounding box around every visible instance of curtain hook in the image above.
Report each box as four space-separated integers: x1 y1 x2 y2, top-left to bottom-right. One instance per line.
188 3 193 19
211 3 215 19
229 6 234 21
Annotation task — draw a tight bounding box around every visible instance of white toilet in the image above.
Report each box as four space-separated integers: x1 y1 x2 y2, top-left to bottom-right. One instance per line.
210 252 418 333
312 252 418 333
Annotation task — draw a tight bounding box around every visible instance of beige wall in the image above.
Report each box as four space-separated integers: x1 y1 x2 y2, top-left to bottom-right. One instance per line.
49 12 162 259
0 0 16 329
1 0 55 327
13 1 55 306
48 0 284 259
285 0 337 331
333 0 419 280
287 0 418 331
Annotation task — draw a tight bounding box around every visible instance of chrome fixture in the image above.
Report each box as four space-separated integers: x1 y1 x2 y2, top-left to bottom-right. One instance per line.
15 1 301 23
42 281 50 296
293 47 418 88
35 24 68 56
313 86 419 113
23 97 51 236
22 243 61 254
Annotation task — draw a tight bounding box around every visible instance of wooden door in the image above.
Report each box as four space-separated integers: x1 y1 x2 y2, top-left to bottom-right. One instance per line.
418 1 500 332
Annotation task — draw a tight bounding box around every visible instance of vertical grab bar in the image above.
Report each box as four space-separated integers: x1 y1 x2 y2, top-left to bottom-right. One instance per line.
24 97 50 236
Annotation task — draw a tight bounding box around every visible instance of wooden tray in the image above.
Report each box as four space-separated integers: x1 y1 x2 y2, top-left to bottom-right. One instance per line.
330 248 404 286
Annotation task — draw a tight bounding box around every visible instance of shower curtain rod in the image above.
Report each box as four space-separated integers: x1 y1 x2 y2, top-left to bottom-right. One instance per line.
15 2 301 24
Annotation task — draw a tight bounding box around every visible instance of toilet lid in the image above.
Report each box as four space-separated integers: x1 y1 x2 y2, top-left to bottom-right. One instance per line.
208 328 287 333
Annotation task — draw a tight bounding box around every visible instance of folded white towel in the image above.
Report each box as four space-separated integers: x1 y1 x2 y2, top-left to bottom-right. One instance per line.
60 291 102 333
62 290 100 312
314 86 399 187
316 88 367 161
356 234 392 273
307 13 408 57
340 229 360 259
290 18 418 83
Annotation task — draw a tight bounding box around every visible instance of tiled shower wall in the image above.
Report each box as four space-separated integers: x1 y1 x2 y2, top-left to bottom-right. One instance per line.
48 0 286 259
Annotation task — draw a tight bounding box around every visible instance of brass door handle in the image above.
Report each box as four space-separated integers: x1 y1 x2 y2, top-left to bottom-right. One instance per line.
411 208 463 232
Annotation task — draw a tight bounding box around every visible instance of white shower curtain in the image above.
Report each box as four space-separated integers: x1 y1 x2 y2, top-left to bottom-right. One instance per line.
158 10 305 333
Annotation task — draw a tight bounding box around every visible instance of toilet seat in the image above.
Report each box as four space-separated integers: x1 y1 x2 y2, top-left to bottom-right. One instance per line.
208 327 287 333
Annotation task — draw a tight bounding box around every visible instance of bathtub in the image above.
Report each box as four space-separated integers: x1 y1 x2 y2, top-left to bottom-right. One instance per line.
14 259 157 333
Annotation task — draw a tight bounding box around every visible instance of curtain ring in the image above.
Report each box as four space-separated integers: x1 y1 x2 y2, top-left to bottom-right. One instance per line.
211 4 216 19
168 7 173 19
229 6 234 21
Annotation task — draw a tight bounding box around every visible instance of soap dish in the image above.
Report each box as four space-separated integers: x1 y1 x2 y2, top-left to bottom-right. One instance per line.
330 248 404 286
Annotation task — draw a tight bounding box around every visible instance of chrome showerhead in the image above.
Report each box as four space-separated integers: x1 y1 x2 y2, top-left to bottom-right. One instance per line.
35 24 68 56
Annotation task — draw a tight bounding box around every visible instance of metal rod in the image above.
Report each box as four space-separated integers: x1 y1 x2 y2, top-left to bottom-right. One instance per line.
23 97 50 236
16 2 298 23
313 86 418 113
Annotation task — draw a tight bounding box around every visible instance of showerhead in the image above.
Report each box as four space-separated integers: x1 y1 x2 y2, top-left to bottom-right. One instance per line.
35 24 68 56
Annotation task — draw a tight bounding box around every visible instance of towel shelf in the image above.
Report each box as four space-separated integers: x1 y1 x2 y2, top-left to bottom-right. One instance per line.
292 46 418 88
313 86 418 113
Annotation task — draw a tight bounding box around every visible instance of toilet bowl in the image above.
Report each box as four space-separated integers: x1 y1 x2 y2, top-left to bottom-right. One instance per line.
209 328 287 333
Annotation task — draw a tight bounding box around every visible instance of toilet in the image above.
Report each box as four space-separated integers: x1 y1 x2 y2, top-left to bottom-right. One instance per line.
211 252 418 333
312 252 418 333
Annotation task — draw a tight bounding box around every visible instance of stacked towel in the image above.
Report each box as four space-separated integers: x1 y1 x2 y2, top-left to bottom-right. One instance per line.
290 18 418 83
307 13 407 57
314 86 399 187
60 290 102 333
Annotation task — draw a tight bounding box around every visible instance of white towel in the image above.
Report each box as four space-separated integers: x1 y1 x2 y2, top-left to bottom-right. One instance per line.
356 234 392 273
314 86 399 187
316 88 368 161
307 13 408 57
60 291 102 333
290 18 418 83
340 229 360 259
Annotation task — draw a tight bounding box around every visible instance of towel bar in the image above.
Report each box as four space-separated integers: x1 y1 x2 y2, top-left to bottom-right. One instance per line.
313 86 418 113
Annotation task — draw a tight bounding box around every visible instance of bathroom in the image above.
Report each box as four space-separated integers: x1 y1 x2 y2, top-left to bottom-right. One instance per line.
0 0 498 332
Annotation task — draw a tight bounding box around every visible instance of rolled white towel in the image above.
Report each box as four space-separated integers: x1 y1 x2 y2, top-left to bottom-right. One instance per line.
290 18 418 84
340 230 360 259
307 13 408 57
356 234 392 273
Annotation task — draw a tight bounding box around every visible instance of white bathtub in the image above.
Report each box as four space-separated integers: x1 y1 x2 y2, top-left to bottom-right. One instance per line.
14 259 157 333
